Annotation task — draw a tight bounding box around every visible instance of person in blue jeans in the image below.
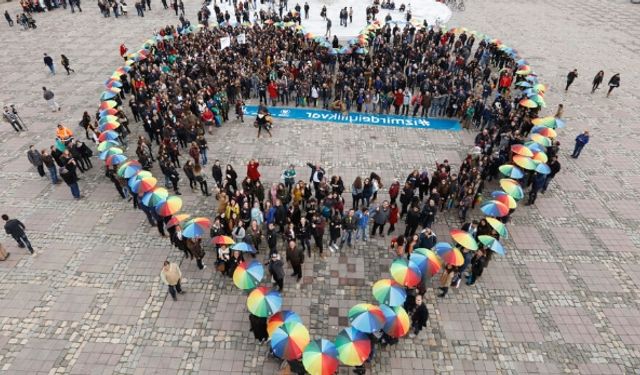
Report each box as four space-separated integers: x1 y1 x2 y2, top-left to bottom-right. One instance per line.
59 166 81 199
571 130 590 158
355 207 370 242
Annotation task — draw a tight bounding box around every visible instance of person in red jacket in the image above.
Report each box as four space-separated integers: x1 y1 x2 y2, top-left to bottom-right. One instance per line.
498 72 512 94
267 81 278 106
247 159 260 181
393 89 403 115
119 43 128 61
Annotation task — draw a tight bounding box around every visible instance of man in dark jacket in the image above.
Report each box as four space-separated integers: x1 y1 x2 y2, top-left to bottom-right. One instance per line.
3 214 33 253
286 240 304 282
339 209 357 249
59 166 81 199
27 145 45 177
306 162 325 192
542 156 561 193
417 227 437 249
268 253 285 291
409 294 429 337
266 222 278 254
525 172 547 206
571 130 590 159
371 200 390 237
466 249 486 285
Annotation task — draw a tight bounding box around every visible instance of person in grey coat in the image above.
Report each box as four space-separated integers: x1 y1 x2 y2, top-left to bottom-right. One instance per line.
27 145 45 177
370 200 390 237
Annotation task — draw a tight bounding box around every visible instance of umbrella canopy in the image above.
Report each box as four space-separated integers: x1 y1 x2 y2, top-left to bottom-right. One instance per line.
212 235 235 245
302 339 339 375
525 141 545 153
531 133 552 147
498 164 524 179
500 179 525 200
532 116 565 129
247 286 282 318
99 100 118 111
141 187 169 207
486 217 509 238
231 242 257 253
117 160 143 179
233 260 264 290
531 126 557 139
480 200 510 217
492 190 517 209
411 248 442 277
129 176 157 194
511 144 534 157
512 155 537 170
519 98 538 108
380 305 410 338
335 327 371 367
182 217 211 238
347 303 386 333
105 153 127 166
97 140 120 152
166 213 190 228
535 162 551 175
389 258 422 288
100 91 118 101
532 151 549 164
270 322 310 360
478 235 505 256
98 121 120 132
98 131 120 143
450 229 479 250
155 195 183 216
372 279 406 307
100 147 123 160
99 115 119 124
268 310 303 337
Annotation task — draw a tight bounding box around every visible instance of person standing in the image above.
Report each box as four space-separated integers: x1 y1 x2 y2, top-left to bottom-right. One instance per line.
3 106 24 132
43 53 55 75
303 1 309 19
41 149 59 184
42 87 60 112
571 130 590 159
160 260 184 301
60 54 75 75
339 209 357 249
607 73 620 97
565 69 578 91
370 200 390 237
286 240 304 283
525 172 546 206
2 214 34 254
27 145 45 177
59 166 81 199
409 294 429 338
268 253 285 291
591 70 604 93
437 264 455 298
542 156 561 193
4 10 13 26
466 249 486 285
325 18 331 38
249 313 269 343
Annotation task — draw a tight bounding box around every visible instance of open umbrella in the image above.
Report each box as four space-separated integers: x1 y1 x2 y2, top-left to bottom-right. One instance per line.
389 258 422 288
531 133 552 147
212 235 235 245
155 195 183 216
480 200 510 217
98 122 120 132
478 235 505 256
380 305 410 338
166 213 190 228
532 151 549 164
492 190 517 209
97 140 120 152
347 303 386 333
99 100 118 111
231 242 257 253
268 310 303 337
532 116 565 129
302 339 339 375
270 321 310 360
513 155 537 170
182 217 211 238
450 229 479 250
498 164 524 179
531 126 557 139
99 115 119 124
105 153 127 166
486 217 509 238
247 286 282 317
141 187 169 207
500 179 524 200
519 98 538 108
535 162 551 175
372 279 406 307
335 327 371 367
233 260 264 290
100 91 118 101
436 244 464 266
98 131 120 143
100 147 123 160
117 160 143 179
129 176 157 194
516 81 532 88
511 144 534 157
411 248 442 277
525 141 545 153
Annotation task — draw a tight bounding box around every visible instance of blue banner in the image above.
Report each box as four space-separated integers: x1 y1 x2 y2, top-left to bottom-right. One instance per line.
244 105 461 131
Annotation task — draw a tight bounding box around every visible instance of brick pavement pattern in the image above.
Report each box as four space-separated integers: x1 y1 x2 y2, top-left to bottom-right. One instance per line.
0 0 639 374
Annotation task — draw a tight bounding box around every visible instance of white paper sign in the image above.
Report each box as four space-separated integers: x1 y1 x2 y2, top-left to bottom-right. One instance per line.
237 33 246 44
220 36 231 50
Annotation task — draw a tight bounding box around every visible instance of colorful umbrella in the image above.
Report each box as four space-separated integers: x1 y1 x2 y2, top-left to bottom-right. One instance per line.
513 155 537 170
389 258 422 288
99 100 117 111
436 244 464 266
166 213 190 228
98 131 120 143
117 160 143 179
516 81 532 88
480 200 509 217
411 248 442 277
478 235 505 256
532 116 565 129
182 217 211 238
100 91 118 101
99 108 119 118
231 241 257 253
511 144 534 157
500 179 524 200
450 229 479 250
498 164 524 179
100 147 123 160
302 339 339 375
268 310 303 337
105 153 127 166
380 305 410 338
270 321 310 360
212 235 235 245
532 151 549 164
233 260 264 290
529 94 546 107
535 163 551 175
129 176 157 194
98 122 120 132
525 141 545 153
247 286 282 317
347 303 386 333
531 126 557 139
99 115 119 124
531 133 552 147
335 327 371 367
492 190 517 209
372 279 406 307
96 140 120 153
155 195 183 216
515 66 532 75
141 187 168 207
519 98 538 108
486 217 509 238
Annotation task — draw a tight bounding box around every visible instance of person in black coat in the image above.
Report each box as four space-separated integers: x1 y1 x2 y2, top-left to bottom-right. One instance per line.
2 214 34 254
466 249 486 285
249 313 268 343
73 140 93 169
286 240 304 282
211 159 223 188
268 253 285 291
409 294 429 337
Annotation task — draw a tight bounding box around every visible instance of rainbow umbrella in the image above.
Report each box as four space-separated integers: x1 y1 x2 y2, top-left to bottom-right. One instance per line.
531 133 552 147
268 310 303 337
182 217 211 238
100 91 118 101
478 235 505 256
233 259 264 290
532 116 565 129
511 144 534 157
411 248 442 277
141 187 169 207
525 141 545 153
372 279 406 307
535 162 551 175
498 164 524 179
99 115 119 124
380 305 410 338
302 339 339 375
129 176 157 194
513 155 537 170
516 81 532 88
335 327 371 367
247 286 282 317
212 235 235 245
532 126 557 139
166 213 190 228
492 191 517 209
389 258 422 288
99 100 117 111
155 195 183 216
450 229 479 251
436 244 464 266
99 108 119 117
97 140 120 152
532 151 549 164
231 242 257 253
104 79 122 88
486 217 508 238
500 179 524 200
100 147 123 160
117 160 143 178
105 154 127 166
530 94 546 107
480 200 509 217
270 321 310 360
99 122 120 132
519 98 538 108
98 131 120 143
515 65 531 75
533 83 547 93
347 303 386 333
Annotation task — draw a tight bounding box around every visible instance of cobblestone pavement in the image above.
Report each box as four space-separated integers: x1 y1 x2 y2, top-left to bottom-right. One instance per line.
1 0 640 374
